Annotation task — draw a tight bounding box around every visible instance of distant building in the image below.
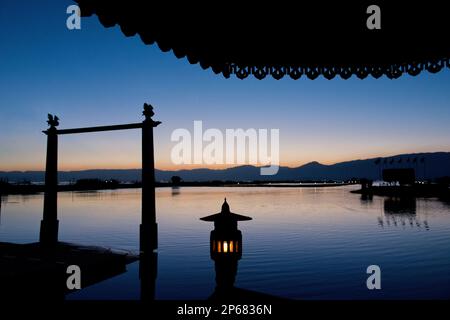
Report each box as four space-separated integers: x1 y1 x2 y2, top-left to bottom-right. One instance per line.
382 168 415 185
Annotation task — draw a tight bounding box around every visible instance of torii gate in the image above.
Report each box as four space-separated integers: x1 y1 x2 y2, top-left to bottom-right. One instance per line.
39 103 160 253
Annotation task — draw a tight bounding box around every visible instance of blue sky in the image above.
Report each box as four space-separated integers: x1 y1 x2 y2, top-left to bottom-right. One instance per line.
1 0 450 171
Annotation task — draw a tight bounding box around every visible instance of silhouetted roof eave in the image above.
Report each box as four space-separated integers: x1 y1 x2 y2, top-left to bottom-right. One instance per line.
200 212 252 222
75 1 450 80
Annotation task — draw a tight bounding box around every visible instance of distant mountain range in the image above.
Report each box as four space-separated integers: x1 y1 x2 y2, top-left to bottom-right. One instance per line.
1 152 449 183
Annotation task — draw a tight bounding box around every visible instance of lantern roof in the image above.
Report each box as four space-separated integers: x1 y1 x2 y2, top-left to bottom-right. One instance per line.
75 1 450 80
200 199 252 222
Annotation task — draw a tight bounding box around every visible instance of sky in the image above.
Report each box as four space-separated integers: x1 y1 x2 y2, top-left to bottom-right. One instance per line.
1 0 450 172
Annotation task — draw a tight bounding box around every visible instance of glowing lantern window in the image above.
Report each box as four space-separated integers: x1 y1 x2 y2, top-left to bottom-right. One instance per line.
223 241 228 253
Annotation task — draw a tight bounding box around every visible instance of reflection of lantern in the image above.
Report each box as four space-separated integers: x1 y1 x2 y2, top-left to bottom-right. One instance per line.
200 198 252 288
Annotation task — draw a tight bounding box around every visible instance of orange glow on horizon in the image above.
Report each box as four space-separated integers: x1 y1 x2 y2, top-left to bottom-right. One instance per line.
1 148 449 172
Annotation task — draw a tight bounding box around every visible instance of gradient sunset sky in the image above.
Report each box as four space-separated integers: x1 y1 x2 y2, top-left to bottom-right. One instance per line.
1 1 450 171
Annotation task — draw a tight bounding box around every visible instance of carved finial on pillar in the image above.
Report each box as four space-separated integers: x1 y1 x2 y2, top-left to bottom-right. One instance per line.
47 114 59 128
45 114 59 135
143 103 154 119
143 103 161 127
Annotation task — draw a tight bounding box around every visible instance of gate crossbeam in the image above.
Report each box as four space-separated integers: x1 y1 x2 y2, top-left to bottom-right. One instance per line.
49 123 143 135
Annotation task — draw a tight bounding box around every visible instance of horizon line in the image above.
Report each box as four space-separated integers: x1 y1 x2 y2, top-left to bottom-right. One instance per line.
1 151 447 173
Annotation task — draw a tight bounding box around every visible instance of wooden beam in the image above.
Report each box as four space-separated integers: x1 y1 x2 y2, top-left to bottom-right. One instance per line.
52 122 143 135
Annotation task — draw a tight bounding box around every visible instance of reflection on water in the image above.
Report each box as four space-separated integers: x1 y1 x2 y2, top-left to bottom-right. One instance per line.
384 197 416 215
1 186 450 299
171 186 180 196
376 197 430 231
139 250 157 301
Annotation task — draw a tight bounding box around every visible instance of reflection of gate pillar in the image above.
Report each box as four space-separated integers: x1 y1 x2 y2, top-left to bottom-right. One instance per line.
140 104 161 252
40 116 59 246
139 251 158 301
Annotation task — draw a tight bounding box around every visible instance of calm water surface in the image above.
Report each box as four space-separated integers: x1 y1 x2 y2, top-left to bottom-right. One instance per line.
1 186 449 299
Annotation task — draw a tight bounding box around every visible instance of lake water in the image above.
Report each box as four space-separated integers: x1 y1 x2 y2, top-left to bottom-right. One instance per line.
1 186 449 300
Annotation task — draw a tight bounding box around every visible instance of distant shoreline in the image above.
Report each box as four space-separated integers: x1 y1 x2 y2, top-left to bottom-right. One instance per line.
0 181 357 195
